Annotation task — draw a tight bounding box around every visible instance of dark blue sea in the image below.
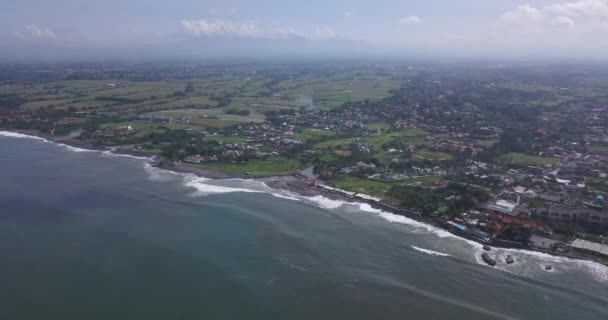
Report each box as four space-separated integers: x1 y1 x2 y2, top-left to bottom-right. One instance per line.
1 132 607 319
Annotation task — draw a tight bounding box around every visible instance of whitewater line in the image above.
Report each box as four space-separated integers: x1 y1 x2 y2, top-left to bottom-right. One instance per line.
0 130 151 161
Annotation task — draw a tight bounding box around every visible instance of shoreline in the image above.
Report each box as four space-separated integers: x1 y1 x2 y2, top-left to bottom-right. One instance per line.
1 128 607 268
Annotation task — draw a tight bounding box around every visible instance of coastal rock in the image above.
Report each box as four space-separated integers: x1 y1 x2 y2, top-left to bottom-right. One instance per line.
483 245 491 251
482 253 497 267
506 255 515 264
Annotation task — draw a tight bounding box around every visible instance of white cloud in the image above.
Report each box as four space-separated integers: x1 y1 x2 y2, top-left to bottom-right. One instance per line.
499 1 608 29
545 0 608 18
554 15 576 26
181 19 340 41
181 19 264 38
344 10 356 18
499 4 544 25
15 25 57 40
398 16 422 25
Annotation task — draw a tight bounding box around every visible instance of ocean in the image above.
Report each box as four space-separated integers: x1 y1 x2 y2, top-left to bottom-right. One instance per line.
1 131 607 319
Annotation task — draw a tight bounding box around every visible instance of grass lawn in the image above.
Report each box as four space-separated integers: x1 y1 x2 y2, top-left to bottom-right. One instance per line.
366 122 392 132
314 137 359 149
415 150 453 161
587 145 608 154
400 176 448 187
294 128 338 142
366 129 430 149
330 176 391 197
501 153 560 167
194 157 303 176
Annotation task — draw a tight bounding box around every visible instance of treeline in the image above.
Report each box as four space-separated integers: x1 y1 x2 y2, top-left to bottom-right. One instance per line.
225 109 250 116
388 183 490 217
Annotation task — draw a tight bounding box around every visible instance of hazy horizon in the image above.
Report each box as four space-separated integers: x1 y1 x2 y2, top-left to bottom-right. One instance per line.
2 0 608 62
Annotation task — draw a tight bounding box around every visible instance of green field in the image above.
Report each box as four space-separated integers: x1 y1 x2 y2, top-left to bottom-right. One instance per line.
330 176 391 197
192 158 303 176
501 153 560 167
366 129 430 149
366 122 392 132
7 70 400 114
415 150 453 161
400 176 449 187
313 129 430 150
587 145 608 154
294 128 339 142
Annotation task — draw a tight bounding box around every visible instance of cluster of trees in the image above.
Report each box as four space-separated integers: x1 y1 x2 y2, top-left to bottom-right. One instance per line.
388 183 490 217
225 109 250 116
210 92 233 108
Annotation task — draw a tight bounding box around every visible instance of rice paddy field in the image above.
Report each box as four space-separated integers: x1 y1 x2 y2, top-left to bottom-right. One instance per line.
2 69 402 129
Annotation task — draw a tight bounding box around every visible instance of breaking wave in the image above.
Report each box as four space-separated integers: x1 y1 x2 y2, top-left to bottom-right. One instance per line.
169 173 608 282
411 246 452 257
304 195 352 209
0 130 150 160
0 131 48 142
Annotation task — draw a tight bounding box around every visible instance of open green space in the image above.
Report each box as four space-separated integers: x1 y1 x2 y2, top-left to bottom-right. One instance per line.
313 129 430 150
191 158 303 176
415 150 453 161
330 176 391 197
400 176 449 187
587 145 608 153
294 128 339 142
366 122 392 132
366 129 430 149
501 153 560 167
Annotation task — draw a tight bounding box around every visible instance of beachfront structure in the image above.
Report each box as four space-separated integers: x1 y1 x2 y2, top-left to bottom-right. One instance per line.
570 239 608 259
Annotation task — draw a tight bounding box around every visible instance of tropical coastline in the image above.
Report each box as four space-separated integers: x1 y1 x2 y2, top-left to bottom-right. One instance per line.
2 129 606 270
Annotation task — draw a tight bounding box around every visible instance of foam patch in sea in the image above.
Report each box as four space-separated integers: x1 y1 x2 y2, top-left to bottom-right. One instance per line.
411 246 452 257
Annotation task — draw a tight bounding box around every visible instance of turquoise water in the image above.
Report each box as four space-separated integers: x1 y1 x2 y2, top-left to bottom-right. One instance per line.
1 133 607 319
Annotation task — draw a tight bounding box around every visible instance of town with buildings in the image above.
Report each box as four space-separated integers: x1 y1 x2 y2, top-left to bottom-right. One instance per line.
1 62 608 265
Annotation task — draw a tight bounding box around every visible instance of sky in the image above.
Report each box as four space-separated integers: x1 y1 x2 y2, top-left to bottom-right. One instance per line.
2 0 608 61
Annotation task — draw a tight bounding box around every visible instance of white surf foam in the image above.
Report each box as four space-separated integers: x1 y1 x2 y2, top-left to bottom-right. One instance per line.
270 193 302 201
101 150 150 160
0 131 48 142
139 161 608 283
59 144 97 153
184 176 263 196
143 163 184 182
0 130 152 162
343 199 608 282
304 195 351 209
411 246 452 257
378 211 455 238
